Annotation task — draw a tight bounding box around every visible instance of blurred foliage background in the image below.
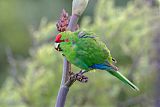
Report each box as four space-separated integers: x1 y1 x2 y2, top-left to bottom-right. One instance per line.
0 0 160 107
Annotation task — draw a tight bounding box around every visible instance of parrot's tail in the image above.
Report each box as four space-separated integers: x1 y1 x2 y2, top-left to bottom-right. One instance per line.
89 63 139 91
107 70 139 91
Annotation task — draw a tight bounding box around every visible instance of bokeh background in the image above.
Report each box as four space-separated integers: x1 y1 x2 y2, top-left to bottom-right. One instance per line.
0 0 160 107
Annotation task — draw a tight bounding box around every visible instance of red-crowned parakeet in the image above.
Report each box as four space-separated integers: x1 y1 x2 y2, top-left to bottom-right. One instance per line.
54 30 139 91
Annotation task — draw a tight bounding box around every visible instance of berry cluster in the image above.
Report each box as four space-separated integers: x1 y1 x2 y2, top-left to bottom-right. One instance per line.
56 9 79 32
56 9 69 32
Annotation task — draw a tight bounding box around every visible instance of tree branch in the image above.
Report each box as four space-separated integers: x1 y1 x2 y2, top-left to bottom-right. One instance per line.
55 1 89 107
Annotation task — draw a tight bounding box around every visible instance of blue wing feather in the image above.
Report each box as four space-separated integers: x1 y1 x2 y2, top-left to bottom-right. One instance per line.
89 64 114 71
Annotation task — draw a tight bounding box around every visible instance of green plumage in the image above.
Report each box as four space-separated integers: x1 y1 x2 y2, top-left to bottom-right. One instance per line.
56 30 139 91
60 31 112 69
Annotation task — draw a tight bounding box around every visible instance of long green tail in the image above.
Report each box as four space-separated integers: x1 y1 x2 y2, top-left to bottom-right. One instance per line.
108 70 139 91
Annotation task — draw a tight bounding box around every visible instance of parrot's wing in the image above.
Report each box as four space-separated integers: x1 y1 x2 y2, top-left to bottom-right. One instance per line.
74 30 114 64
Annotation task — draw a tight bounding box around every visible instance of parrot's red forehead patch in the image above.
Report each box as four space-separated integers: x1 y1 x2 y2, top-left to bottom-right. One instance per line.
55 34 62 43
54 33 69 43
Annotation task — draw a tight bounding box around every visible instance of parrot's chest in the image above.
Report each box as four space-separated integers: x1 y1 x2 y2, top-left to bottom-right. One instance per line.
60 43 89 70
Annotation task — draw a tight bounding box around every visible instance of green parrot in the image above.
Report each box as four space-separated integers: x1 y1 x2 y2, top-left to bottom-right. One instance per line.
54 30 139 91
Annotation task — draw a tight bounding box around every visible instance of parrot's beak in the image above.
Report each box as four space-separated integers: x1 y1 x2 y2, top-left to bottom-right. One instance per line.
54 43 62 51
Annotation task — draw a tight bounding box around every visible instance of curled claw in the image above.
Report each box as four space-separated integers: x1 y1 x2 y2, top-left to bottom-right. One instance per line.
75 71 88 83
80 76 88 83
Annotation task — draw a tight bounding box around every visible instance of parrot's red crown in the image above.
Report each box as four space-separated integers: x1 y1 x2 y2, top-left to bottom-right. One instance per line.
55 34 62 43
54 34 69 43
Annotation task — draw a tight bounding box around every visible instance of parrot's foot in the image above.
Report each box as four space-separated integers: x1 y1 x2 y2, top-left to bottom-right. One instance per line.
75 71 88 83
65 71 88 87
70 70 88 83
